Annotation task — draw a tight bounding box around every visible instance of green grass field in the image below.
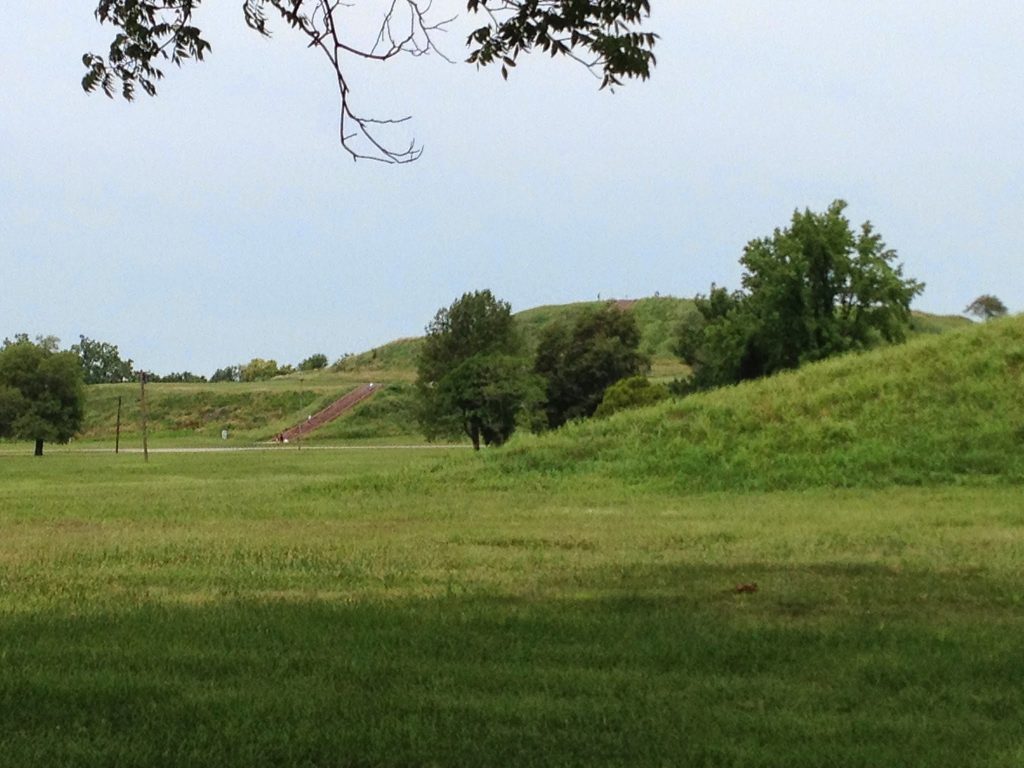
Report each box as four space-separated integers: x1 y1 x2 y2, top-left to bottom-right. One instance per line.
2 448 1023 766
2 308 1017 765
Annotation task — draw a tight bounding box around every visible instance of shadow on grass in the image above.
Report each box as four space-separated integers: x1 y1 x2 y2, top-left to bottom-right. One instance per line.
2 569 1024 767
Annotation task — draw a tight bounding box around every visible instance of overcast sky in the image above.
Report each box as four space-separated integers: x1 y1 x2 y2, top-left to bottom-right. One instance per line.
1 3 1021 374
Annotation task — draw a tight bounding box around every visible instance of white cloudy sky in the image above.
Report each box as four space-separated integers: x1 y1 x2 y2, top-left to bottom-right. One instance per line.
1 2 1021 374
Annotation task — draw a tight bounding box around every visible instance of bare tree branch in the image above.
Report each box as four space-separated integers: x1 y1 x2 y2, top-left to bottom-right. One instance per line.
83 1 657 163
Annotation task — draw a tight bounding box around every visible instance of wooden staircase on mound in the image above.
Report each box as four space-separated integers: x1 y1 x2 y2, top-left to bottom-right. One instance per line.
278 383 378 442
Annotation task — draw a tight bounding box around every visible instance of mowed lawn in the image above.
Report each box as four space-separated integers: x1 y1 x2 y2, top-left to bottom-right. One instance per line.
1 449 1023 767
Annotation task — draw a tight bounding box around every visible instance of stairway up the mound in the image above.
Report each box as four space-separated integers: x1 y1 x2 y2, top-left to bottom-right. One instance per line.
278 383 378 441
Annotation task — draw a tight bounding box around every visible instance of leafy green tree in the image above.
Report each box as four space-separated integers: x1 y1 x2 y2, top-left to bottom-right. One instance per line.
435 354 541 450
964 295 1008 321
82 1 656 163
678 200 924 389
70 335 134 384
299 353 329 371
417 290 534 450
240 358 280 382
0 339 85 456
535 304 648 428
594 375 669 418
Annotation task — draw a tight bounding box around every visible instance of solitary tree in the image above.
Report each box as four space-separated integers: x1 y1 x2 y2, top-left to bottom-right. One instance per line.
964 295 1008 321
71 335 134 384
240 358 281 382
435 354 541 449
81 1 657 163
417 290 534 449
0 339 85 456
677 201 924 390
534 303 648 428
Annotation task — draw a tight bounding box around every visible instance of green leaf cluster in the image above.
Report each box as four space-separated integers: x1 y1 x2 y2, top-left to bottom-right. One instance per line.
210 365 242 383
84 1 211 100
466 0 657 90
151 371 207 383
83 1 658 140
677 200 924 390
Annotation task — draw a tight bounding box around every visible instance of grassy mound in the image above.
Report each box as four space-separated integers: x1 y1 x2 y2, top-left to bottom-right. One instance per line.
488 316 1024 491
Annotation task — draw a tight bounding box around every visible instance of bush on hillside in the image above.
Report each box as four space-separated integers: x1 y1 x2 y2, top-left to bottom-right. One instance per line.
299 353 328 371
594 376 669 418
241 358 280 382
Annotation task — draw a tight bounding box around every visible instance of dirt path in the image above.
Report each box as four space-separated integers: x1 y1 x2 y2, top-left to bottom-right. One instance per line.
278 383 379 442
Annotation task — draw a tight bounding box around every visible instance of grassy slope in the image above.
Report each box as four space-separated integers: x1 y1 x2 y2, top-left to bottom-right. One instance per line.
487 315 1024 492
310 381 420 441
332 337 423 381
79 381 357 443
910 310 973 335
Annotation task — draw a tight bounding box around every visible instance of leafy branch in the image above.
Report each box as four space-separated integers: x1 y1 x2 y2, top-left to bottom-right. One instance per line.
83 1 657 162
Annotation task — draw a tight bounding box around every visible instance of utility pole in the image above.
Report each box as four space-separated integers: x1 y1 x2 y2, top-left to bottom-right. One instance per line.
115 395 122 454
139 371 149 463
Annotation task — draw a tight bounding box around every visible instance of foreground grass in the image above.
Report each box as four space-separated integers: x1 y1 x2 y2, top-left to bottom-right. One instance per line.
1 450 1023 766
